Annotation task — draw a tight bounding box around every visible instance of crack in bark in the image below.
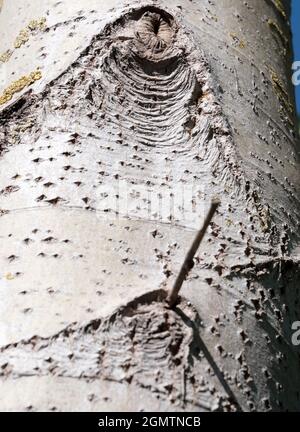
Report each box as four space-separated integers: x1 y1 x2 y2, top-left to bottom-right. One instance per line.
0 289 239 411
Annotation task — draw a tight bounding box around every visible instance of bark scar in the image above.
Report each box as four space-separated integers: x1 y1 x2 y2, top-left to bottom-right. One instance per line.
135 11 175 53
0 289 238 411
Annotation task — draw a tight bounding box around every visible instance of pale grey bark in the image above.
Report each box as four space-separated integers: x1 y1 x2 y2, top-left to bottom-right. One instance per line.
0 0 299 412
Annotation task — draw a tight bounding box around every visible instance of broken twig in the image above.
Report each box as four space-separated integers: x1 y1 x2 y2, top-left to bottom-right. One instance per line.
167 199 220 308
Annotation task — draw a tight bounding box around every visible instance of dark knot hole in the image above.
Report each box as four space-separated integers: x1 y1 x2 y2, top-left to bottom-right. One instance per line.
152 18 161 35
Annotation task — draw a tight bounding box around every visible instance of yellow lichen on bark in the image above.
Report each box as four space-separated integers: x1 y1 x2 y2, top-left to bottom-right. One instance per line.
229 32 246 49
273 0 287 19
14 18 46 48
0 69 42 105
0 49 12 63
269 68 294 115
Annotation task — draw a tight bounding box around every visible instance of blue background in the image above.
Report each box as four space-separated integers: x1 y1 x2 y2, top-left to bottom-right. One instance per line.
292 0 300 113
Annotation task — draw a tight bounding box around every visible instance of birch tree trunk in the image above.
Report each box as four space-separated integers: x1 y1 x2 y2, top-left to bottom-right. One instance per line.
0 0 299 412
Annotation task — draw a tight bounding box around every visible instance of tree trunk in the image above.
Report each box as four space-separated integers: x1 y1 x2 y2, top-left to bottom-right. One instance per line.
0 0 299 412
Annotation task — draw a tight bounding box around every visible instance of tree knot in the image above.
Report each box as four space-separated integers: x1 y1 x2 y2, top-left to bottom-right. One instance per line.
135 10 175 55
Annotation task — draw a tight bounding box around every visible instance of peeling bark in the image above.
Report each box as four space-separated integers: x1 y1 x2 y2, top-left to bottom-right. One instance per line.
0 0 299 412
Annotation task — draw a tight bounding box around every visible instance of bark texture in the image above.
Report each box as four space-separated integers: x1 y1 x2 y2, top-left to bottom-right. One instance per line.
0 0 299 412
